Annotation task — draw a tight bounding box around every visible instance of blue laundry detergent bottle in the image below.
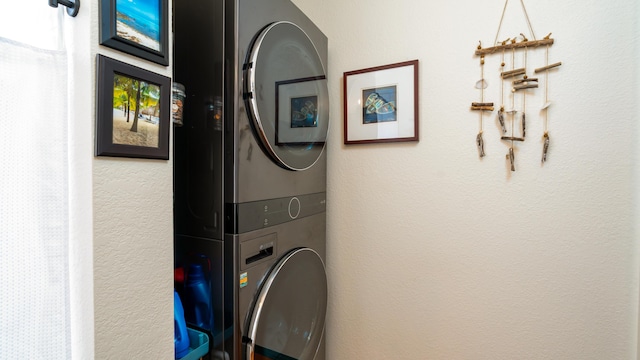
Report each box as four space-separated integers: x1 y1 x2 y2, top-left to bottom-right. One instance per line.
174 290 190 359
184 263 213 330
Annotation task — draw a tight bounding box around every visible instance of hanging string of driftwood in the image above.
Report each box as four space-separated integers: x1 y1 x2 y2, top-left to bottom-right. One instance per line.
469 0 563 172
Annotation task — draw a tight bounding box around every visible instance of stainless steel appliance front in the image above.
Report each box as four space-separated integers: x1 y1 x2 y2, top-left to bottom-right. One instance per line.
173 0 329 359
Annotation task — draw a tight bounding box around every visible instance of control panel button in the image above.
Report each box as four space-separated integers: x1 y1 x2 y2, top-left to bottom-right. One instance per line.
288 197 301 219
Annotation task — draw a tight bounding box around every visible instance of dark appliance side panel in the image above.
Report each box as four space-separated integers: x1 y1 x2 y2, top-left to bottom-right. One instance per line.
223 1 241 359
173 0 225 241
174 0 233 359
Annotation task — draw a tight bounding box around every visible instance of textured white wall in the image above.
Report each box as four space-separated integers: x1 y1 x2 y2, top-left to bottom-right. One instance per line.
89 0 174 357
293 0 640 359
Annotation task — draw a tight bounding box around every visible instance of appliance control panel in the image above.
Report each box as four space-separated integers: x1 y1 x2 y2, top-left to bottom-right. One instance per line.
228 192 326 234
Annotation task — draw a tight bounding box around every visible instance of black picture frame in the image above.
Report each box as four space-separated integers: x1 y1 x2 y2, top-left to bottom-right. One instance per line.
96 54 171 159
99 0 169 66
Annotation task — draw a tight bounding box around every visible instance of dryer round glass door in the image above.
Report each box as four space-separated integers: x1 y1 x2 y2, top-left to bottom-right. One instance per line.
245 248 327 360
244 21 329 171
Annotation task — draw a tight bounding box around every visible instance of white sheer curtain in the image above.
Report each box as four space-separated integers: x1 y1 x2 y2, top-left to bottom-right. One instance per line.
0 3 71 359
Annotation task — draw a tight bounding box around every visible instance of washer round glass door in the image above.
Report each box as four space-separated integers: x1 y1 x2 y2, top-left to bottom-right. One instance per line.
245 248 327 360
244 21 329 171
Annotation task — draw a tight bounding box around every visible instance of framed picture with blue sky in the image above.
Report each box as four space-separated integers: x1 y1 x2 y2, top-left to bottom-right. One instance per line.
99 0 168 65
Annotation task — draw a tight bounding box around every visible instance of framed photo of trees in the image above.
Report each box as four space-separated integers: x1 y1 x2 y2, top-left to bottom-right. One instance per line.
96 54 170 159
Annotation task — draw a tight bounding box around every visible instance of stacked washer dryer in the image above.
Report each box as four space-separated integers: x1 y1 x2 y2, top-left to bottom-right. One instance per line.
173 0 329 359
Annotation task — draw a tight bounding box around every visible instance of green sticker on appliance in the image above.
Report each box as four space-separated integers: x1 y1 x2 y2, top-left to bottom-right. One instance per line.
240 272 248 288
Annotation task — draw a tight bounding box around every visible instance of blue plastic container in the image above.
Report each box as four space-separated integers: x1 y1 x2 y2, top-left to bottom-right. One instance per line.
174 290 190 359
184 263 214 330
178 328 210 360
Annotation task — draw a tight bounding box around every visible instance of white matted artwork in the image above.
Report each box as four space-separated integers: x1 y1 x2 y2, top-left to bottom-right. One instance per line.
343 60 419 144
276 76 328 145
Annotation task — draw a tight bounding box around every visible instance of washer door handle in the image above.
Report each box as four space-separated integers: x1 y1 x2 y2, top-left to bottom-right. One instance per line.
246 341 254 360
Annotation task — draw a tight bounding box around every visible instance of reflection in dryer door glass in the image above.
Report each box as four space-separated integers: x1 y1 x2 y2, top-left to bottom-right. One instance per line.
275 76 327 146
290 96 318 128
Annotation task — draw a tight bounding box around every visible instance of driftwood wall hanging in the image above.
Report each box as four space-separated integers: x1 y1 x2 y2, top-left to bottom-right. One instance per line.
471 0 562 172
